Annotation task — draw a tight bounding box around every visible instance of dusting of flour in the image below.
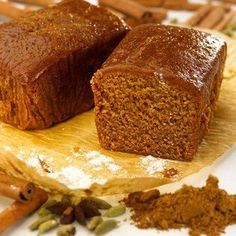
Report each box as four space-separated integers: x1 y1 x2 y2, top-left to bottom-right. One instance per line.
140 155 167 175
85 151 121 173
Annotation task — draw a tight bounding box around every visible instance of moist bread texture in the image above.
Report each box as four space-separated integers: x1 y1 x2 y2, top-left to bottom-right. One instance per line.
0 0 129 130
92 24 227 161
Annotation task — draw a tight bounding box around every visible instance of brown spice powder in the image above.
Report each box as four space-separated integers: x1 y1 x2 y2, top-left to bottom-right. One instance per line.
162 168 179 178
123 176 236 236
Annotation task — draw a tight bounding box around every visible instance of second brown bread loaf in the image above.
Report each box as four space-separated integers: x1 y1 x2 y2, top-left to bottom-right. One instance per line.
0 0 129 130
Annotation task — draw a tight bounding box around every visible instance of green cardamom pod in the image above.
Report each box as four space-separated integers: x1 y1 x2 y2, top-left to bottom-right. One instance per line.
41 199 59 209
38 208 52 217
86 197 112 209
57 224 76 236
61 195 71 205
87 216 103 230
38 219 59 235
104 205 126 217
29 214 55 231
38 199 58 216
94 220 117 235
71 196 81 206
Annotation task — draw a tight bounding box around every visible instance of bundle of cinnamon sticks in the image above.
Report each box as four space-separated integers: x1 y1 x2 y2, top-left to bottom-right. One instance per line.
185 4 236 31
98 0 236 31
99 0 168 27
0 172 48 233
132 0 204 10
98 0 204 28
0 0 54 18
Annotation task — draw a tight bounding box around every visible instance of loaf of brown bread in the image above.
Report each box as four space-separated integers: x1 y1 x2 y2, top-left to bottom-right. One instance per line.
0 0 129 130
92 24 227 161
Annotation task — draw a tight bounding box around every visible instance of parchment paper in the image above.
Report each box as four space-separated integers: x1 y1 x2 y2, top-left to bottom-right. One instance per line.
0 31 235 196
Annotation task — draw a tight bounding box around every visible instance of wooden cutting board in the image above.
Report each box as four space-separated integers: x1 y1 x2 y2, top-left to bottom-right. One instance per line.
0 31 235 196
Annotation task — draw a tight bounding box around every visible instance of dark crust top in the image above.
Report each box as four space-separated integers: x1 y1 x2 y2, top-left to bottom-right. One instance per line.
0 0 129 84
101 24 227 98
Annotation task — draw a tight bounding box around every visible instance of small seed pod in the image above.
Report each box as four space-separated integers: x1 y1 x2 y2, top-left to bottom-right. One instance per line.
87 216 103 230
94 220 117 235
38 219 59 235
57 224 76 236
60 206 75 225
47 202 70 216
74 204 86 225
85 197 112 209
29 214 55 231
79 199 101 218
104 205 126 218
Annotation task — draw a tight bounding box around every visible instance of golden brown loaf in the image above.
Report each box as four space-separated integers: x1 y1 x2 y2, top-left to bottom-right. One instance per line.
0 0 129 130
92 24 227 161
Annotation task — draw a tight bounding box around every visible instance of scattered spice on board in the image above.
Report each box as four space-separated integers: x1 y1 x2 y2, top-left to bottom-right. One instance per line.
38 157 54 173
123 176 236 236
162 168 178 178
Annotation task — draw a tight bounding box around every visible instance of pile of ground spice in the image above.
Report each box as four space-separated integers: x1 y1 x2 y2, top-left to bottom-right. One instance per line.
123 176 236 236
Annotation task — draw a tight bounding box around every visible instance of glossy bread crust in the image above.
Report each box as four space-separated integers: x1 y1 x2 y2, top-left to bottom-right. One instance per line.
102 24 227 100
0 0 129 130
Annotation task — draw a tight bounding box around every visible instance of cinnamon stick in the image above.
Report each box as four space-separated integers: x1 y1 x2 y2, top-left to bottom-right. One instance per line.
0 188 48 233
132 0 163 7
0 173 35 203
99 0 167 22
184 3 205 11
133 0 203 10
106 7 126 19
125 16 142 28
0 1 29 18
186 4 214 26
213 9 235 30
141 9 167 23
162 0 204 11
198 6 226 29
162 0 187 10
9 0 53 7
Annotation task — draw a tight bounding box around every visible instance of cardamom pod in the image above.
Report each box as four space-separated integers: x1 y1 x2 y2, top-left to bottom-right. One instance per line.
38 199 58 216
38 219 59 235
79 199 101 218
61 195 71 205
47 202 70 216
38 208 51 217
104 205 126 217
85 197 112 209
94 220 117 235
29 214 55 231
41 199 58 209
60 207 75 225
170 18 178 24
87 216 103 230
74 204 86 225
71 198 80 206
57 224 76 236
52 194 63 202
